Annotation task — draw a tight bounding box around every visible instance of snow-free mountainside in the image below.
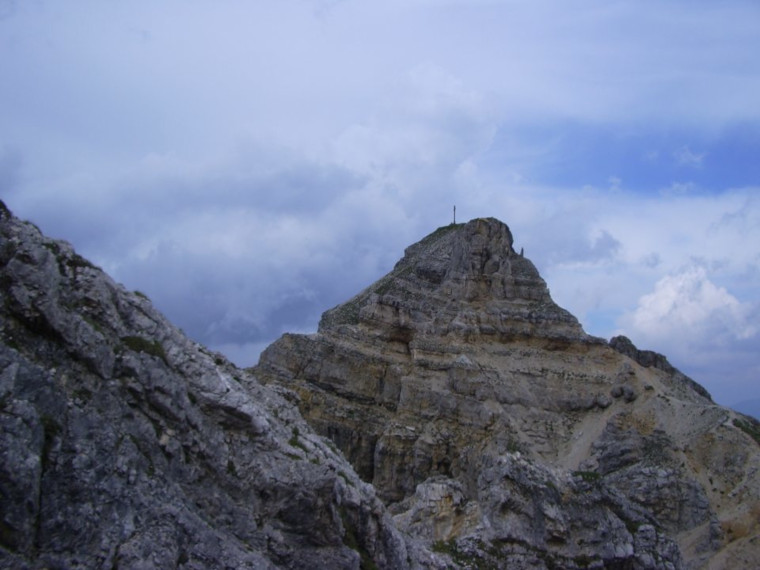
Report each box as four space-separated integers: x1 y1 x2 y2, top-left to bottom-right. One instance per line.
1 202 758 569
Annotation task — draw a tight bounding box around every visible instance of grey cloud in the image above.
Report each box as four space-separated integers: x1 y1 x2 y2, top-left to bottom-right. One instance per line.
310 0 349 18
5 114 445 360
674 146 706 168
0 0 15 21
5 147 387 363
715 194 760 236
669 334 760 408
116 154 363 218
16 148 365 259
114 243 270 347
247 164 365 214
589 230 621 261
0 146 22 193
108 220 397 359
127 26 152 43
641 252 662 268
523 214 622 267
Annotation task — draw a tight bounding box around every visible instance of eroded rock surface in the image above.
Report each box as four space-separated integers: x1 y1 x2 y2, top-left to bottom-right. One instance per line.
257 218 760 569
0 202 441 569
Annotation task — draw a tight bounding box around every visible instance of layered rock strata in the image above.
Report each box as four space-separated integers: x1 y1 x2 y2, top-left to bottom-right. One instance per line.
0 202 440 569
257 218 760 569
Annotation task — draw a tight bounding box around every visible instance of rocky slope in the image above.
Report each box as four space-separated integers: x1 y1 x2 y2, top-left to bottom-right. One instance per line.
256 218 760 569
0 201 443 569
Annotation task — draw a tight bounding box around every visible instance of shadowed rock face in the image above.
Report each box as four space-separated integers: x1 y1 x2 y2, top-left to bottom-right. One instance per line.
257 218 760 569
0 202 442 570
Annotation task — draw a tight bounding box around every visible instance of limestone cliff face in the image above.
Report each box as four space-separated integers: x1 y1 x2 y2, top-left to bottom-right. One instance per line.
0 202 440 570
257 218 760 569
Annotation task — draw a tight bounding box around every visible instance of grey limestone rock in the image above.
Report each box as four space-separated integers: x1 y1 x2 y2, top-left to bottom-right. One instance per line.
0 202 440 569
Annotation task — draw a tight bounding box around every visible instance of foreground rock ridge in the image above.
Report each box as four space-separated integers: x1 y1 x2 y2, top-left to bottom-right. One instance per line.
0 201 442 569
256 217 760 569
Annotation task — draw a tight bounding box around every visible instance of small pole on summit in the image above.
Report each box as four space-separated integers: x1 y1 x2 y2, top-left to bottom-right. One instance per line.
453 205 456 224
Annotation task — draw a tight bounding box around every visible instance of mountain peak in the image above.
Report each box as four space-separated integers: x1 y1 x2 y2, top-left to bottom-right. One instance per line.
320 218 587 343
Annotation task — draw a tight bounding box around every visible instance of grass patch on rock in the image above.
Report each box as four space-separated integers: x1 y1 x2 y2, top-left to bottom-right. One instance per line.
121 335 168 364
733 417 760 446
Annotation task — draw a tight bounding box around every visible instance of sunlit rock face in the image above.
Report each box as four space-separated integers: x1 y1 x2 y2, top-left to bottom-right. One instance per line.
258 217 760 569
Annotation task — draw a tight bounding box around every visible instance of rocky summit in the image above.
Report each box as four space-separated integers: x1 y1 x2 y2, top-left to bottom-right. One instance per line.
1 205 758 570
256 217 760 569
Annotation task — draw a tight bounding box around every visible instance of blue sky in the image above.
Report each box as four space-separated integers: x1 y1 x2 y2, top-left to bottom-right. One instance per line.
486 122 760 192
1 0 759 410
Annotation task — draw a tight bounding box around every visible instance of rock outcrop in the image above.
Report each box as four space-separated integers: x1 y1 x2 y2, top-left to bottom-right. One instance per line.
257 218 760 569
0 201 440 569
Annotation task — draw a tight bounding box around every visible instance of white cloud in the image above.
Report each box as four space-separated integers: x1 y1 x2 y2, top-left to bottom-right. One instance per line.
673 146 706 168
625 266 756 344
615 264 760 405
536 190 760 377
660 181 697 197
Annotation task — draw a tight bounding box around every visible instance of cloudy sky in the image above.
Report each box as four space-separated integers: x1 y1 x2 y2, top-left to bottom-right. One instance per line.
2 0 759 410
